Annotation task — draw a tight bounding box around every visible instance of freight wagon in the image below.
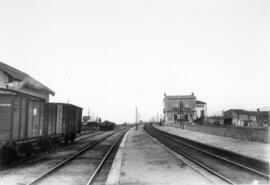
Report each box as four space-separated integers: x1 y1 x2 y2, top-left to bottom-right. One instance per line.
99 121 115 131
0 89 82 163
43 103 82 144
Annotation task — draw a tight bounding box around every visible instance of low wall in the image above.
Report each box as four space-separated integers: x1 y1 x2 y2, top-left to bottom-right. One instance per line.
183 124 270 143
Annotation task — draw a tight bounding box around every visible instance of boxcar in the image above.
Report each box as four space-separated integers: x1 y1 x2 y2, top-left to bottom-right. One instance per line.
0 89 45 162
0 89 83 163
43 103 82 144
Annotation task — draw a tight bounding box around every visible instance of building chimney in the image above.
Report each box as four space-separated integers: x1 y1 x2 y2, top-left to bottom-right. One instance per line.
257 108 260 112
191 92 194 96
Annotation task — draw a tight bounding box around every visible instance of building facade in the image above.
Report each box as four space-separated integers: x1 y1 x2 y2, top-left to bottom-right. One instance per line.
0 61 54 101
163 93 197 125
206 116 224 125
195 100 207 119
223 109 270 127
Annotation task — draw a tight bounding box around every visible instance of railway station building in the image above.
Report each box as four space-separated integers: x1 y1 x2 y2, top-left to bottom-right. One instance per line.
163 93 196 125
163 93 208 126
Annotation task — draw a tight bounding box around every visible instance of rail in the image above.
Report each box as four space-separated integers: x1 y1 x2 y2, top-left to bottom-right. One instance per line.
144 125 269 185
26 129 126 185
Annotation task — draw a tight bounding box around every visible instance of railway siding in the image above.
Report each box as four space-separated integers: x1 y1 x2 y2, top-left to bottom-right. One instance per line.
0 131 116 185
147 125 269 185
155 125 270 163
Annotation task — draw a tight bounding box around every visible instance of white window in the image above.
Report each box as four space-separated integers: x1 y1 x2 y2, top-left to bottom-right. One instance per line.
33 108 37 116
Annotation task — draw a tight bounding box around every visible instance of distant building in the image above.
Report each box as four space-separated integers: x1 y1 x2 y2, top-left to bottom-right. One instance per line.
0 61 54 101
223 109 270 127
206 116 224 125
195 100 207 119
163 93 197 125
257 110 270 127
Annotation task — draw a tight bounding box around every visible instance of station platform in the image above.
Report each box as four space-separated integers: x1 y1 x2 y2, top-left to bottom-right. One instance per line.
155 125 270 163
106 126 221 185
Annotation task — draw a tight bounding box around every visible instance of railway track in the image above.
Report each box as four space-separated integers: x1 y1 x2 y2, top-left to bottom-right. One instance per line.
25 128 128 185
144 125 269 185
0 130 105 171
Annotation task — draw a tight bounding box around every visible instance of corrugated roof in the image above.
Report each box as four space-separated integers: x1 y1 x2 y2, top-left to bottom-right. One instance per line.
0 61 55 95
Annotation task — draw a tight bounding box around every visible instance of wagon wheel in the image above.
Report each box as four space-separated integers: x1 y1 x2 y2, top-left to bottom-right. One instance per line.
1 146 19 163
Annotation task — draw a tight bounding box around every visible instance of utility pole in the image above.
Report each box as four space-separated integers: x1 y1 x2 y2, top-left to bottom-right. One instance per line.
87 107 90 122
135 106 138 123
179 101 183 129
135 106 138 130
67 75 71 104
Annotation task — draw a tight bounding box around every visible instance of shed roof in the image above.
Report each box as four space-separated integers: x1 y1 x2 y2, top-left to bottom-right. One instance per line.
0 61 28 80
0 61 55 95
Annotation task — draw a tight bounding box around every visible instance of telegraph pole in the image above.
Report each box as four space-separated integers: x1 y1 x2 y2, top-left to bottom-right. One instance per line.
135 106 138 123
135 106 138 130
179 101 183 129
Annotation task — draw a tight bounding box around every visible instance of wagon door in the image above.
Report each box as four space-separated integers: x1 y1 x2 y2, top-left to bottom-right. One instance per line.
27 100 34 138
70 106 75 133
39 102 44 137
48 104 57 136
0 95 12 147
62 105 68 135
32 101 40 137
11 96 20 141
19 97 27 140
56 104 63 135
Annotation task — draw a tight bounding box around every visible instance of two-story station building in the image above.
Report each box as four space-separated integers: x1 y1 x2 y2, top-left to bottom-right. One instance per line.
163 93 207 125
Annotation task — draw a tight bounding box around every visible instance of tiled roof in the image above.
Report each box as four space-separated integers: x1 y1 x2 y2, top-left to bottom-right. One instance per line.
165 95 196 100
0 61 55 95
196 100 206 104
226 109 270 116
226 109 246 114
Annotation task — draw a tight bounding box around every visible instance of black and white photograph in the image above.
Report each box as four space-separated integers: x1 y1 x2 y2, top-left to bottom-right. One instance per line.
0 0 269 185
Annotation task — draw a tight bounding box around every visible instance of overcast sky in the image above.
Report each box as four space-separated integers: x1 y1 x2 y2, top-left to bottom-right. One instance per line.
0 0 269 123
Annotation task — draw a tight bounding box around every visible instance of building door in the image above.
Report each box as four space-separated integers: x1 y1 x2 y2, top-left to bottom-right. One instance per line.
174 114 177 123
184 114 188 121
